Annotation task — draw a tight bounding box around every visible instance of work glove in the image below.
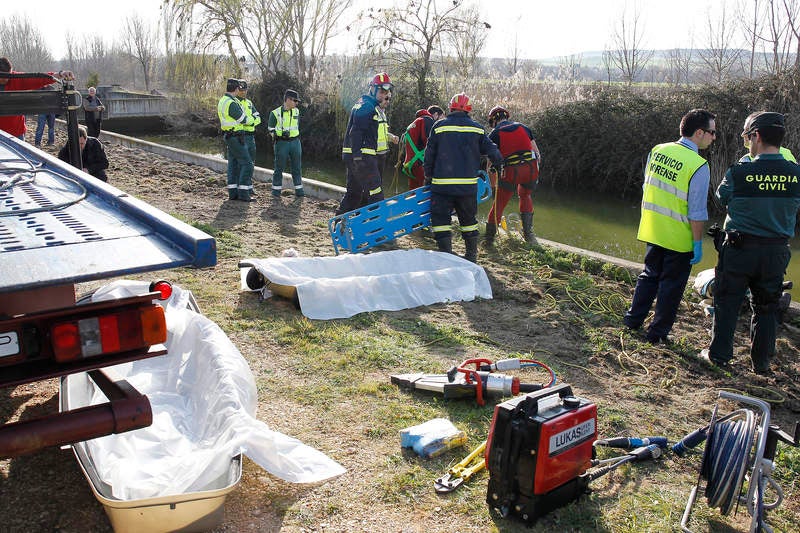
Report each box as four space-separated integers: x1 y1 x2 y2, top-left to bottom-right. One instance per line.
690 240 703 265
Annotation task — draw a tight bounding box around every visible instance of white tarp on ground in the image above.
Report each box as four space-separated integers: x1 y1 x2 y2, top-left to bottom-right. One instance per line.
240 249 493 320
76 280 345 500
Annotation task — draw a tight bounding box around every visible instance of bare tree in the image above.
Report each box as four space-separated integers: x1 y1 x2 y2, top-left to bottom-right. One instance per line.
0 14 54 71
287 0 352 87
505 32 521 76
557 53 582 83
781 0 800 68
607 3 653 85
601 49 614 84
122 14 160 91
665 47 693 87
762 0 793 74
447 4 489 79
739 0 766 77
699 4 742 83
360 0 488 102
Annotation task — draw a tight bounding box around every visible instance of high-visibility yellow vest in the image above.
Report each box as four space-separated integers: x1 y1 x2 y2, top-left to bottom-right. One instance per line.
780 146 797 163
217 94 246 132
270 106 299 138
241 99 260 132
637 142 707 252
376 107 389 153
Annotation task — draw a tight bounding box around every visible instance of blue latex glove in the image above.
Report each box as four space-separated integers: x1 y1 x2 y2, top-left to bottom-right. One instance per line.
690 240 703 265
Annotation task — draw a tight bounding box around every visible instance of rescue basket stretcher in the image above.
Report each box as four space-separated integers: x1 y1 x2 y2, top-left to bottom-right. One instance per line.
328 171 492 255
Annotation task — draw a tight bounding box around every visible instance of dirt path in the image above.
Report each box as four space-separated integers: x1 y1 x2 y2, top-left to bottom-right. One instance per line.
1 126 798 532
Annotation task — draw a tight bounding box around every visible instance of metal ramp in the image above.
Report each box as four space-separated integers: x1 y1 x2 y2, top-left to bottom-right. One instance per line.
328 171 492 254
0 132 216 292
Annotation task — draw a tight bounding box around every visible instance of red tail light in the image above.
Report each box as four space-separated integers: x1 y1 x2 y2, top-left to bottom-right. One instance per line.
51 304 167 362
149 280 173 300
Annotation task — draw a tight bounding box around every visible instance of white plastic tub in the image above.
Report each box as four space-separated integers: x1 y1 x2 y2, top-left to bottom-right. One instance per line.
60 372 242 533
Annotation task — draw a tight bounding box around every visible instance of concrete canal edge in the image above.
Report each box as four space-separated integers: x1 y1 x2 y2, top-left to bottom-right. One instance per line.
101 129 648 275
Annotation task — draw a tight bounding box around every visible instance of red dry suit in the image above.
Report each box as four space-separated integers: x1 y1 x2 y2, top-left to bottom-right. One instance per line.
401 109 434 190
486 120 540 224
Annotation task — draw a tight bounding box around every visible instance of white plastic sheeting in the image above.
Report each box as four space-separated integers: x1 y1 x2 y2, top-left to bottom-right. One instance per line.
77 280 345 500
240 249 493 319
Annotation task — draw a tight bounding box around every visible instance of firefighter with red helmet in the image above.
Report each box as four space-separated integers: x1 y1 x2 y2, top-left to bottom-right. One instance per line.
485 105 541 245
401 105 445 190
424 93 503 263
336 72 394 215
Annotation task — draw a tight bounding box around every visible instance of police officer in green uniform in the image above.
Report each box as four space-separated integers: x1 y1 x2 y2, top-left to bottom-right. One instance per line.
624 109 716 343
268 89 303 197
217 78 255 201
701 112 800 374
238 80 260 196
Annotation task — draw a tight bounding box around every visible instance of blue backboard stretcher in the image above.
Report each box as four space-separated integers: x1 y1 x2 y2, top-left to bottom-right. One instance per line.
328 172 493 255
0 131 217 293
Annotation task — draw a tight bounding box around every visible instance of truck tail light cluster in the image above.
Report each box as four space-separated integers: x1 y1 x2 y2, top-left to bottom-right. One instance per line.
51 304 166 362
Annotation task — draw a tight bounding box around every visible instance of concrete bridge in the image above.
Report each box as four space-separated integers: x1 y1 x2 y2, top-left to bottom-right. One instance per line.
85 85 180 120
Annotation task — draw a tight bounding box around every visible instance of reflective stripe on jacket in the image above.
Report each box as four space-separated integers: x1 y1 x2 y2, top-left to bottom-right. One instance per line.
638 142 707 252
269 106 299 137
342 94 380 159
217 94 247 132
241 98 261 132
423 111 503 196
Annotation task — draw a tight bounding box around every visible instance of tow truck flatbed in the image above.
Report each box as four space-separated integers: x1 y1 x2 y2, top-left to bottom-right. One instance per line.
0 131 216 292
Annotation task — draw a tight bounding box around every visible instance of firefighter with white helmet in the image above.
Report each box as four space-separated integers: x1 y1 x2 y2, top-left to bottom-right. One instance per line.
424 93 503 263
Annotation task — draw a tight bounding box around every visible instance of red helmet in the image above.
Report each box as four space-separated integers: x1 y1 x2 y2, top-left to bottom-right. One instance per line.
488 105 509 124
449 93 472 112
370 72 393 91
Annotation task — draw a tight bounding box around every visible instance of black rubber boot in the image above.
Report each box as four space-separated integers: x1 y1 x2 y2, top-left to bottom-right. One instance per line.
464 235 479 263
436 233 453 254
484 222 497 246
521 212 538 245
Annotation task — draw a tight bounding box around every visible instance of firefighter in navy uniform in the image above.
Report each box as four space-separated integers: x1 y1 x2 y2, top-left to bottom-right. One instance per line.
701 112 800 374
336 73 393 215
424 93 503 263
217 78 256 201
485 106 541 246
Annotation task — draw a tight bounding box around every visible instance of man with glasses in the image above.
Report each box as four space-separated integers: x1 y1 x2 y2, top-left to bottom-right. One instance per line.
268 89 304 197
336 73 393 215
700 112 800 374
738 111 796 163
624 108 716 344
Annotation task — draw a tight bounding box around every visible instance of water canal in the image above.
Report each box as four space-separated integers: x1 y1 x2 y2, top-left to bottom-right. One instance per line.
139 133 800 286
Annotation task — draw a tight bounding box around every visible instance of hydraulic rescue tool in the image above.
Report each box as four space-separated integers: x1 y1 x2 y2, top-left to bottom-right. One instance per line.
391 357 556 406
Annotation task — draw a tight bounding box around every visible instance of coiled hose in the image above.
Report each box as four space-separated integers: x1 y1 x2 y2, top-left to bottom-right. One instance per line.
702 409 758 516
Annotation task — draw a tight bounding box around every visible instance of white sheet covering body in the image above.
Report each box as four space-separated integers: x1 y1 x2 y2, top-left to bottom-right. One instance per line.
241 249 493 319
78 280 345 500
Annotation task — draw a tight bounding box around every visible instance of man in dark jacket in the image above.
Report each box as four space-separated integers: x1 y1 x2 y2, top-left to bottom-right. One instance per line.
336 72 393 215
424 93 503 263
83 87 105 138
58 125 109 181
700 112 800 374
